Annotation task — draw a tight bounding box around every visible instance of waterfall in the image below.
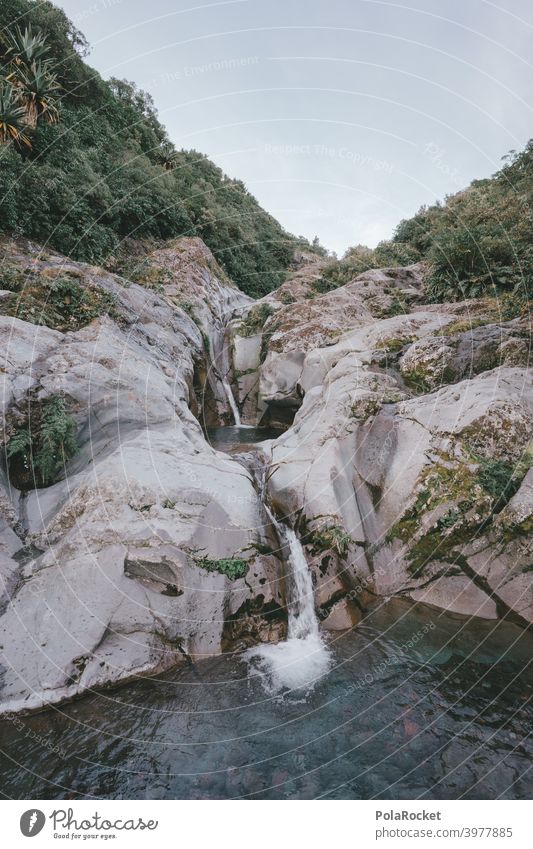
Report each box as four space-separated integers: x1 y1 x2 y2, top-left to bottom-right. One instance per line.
208 317 242 426
284 525 320 640
221 378 241 427
245 499 331 694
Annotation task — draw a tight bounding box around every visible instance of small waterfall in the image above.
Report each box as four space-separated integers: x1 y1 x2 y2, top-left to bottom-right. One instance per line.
208 317 242 426
221 378 241 427
284 526 319 640
246 484 331 694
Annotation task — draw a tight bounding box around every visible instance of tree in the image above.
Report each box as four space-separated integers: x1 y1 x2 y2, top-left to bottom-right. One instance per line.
0 22 59 145
0 80 30 145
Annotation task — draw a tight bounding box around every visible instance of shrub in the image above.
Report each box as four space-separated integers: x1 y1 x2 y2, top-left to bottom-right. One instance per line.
308 524 353 557
0 264 26 291
195 556 248 580
7 395 78 488
476 458 522 512
236 302 276 337
335 141 533 304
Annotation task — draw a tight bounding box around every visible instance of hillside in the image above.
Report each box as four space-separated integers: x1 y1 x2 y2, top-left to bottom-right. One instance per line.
323 141 533 305
0 0 298 297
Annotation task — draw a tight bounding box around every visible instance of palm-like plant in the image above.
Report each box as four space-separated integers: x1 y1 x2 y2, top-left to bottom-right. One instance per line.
0 81 31 147
9 60 60 127
0 24 60 148
5 24 51 67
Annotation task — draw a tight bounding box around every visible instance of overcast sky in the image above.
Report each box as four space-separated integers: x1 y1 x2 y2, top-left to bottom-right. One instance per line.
57 0 533 255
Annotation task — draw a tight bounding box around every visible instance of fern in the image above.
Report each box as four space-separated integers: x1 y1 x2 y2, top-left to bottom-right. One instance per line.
7 395 78 488
6 427 32 468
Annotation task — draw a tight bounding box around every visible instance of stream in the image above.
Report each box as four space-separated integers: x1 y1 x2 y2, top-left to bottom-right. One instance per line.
0 425 532 800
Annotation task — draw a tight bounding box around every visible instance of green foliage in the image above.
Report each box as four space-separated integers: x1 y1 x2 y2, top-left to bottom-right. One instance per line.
0 80 31 146
386 449 533 575
1 269 117 329
476 458 522 512
195 556 248 580
319 241 421 290
0 1 298 296
386 145 533 302
308 524 353 557
331 140 533 303
7 394 78 488
319 245 377 288
0 17 60 147
0 263 26 290
236 302 275 337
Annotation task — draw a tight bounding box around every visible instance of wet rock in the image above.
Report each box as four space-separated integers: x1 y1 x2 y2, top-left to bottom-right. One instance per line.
321 598 361 630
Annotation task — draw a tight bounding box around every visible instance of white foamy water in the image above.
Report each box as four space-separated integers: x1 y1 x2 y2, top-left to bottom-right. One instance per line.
246 524 331 694
221 378 241 426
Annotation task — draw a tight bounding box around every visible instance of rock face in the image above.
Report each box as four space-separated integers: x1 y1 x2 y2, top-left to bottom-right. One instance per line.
123 237 252 426
0 238 284 716
0 233 531 716
228 262 427 427
265 289 533 627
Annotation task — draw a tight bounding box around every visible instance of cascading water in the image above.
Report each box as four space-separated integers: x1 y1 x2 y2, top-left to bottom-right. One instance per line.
208 317 242 427
246 498 331 694
221 377 241 426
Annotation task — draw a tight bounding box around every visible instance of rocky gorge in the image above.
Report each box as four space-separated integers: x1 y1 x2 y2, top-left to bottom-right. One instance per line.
0 234 531 718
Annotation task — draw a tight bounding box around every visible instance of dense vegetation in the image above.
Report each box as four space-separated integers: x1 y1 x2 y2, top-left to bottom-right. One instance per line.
0 0 296 297
323 143 533 302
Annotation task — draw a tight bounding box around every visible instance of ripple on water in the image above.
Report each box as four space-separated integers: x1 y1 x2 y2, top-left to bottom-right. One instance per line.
0 599 531 800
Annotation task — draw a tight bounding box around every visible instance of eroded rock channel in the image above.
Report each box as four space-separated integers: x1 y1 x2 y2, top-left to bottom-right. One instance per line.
0 236 531 718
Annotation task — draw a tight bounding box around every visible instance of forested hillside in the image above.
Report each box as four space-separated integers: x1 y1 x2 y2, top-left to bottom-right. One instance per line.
0 0 297 296
323 142 533 304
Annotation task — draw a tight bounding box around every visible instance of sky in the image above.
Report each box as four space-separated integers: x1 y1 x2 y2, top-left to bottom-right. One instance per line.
57 0 533 256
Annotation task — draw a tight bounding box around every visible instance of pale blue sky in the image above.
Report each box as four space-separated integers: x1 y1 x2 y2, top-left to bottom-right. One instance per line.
58 0 533 255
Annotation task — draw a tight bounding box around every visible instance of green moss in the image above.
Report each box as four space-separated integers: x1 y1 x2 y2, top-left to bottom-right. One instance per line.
349 397 381 420
401 367 431 394
387 446 533 575
401 362 457 393
476 458 519 511
375 335 415 353
177 300 196 317
405 524 478 576
259 319 281 364
435 317 491 337
194 556 248 580
386 456 487 574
